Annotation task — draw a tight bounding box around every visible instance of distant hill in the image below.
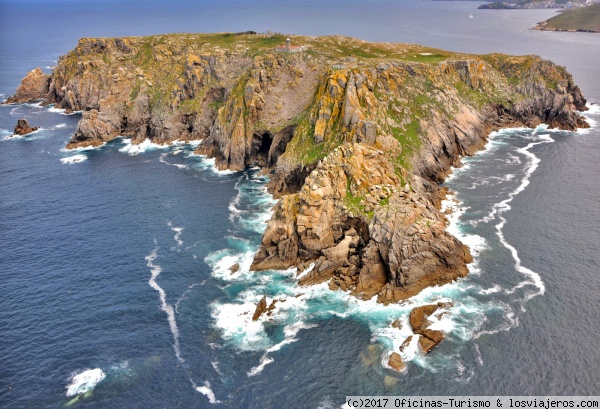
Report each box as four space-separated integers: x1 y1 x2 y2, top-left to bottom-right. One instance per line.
479 0 589 9
533 4 600 32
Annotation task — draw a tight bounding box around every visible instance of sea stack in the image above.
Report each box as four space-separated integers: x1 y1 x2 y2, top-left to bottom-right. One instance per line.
13 119 39 136
5 68 50 104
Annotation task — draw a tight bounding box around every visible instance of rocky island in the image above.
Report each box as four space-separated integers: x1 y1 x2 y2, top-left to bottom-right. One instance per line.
5 33 588 310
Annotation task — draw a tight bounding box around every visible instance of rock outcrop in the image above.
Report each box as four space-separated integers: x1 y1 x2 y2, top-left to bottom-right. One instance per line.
252 296 267 321
13 119 39 136
409 303 448 353
7 33 589 305
5 68 50 104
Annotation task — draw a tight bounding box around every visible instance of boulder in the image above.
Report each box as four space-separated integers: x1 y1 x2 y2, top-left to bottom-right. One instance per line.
13 119 39 136
409 304 446 353
418 329 444 353
228 263 240 273
409 304 439 333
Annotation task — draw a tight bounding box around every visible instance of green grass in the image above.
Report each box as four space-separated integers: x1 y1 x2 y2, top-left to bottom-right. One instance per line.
179 98 201 114
405 53 447 64
538 4 600 31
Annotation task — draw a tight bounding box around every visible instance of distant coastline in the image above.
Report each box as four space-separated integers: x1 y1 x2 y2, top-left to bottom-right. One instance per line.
533 3 600 32
478 0 597 9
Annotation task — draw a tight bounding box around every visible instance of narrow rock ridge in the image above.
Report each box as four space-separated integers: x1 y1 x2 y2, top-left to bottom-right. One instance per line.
5 33 589 304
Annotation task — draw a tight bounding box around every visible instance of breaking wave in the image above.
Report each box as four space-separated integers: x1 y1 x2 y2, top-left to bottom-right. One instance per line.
60 154 87 164
65 368 105 397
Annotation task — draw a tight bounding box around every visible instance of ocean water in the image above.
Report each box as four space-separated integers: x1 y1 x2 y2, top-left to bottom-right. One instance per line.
1 1 599 408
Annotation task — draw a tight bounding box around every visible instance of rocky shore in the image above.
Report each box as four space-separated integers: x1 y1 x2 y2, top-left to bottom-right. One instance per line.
5 33 589 310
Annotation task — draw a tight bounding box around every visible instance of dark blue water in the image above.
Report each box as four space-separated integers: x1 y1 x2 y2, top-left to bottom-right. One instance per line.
1 1 599 408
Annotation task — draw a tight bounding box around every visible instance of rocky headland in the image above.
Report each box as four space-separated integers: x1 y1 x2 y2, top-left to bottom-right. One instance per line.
533 4 600 33
5 33 589 310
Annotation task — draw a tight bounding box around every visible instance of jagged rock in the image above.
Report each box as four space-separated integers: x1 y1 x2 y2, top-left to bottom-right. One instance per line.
409 304 445 353
387 352 406 372
391 319 402 330
13 119 39 136
252 296 267 321
5 68 50 104
418 329 444 353
409 304 439 332
400 335 413 352
228 263 240 273
266 299 279 316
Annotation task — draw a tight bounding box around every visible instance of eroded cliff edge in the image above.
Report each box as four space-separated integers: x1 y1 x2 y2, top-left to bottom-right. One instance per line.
6 33 589 304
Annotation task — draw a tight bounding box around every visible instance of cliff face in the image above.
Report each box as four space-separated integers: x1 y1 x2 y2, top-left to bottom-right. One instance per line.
5 33 589 303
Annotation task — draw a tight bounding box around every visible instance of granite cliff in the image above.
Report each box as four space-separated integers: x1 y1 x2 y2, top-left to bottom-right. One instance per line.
5 33 588 304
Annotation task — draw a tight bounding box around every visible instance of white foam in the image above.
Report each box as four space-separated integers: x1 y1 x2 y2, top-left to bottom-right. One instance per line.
578 103 599 134
119 138 170 155
193 380 220 404
228 188 243 223
159 152 189 170
211 296 272 351
167 221 184 247
296 263 315 280
61 142 106 152
54 123 67 129
474 343 484 366
487 135 549 308
441 193 487 257
247 355 274 377
474 301 518 339
187 153 235 175
60 154 87 164
171 139 203 148
65 368 105 397
480 284 502 295
211 360 222 375
146 246 183 362
48 106 81 115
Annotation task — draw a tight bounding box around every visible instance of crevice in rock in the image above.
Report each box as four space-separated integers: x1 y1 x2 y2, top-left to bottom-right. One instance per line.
249 131 273 167
267 124 296 167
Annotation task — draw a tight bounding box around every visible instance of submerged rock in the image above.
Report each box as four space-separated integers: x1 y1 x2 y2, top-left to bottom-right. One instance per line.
387 352 406 372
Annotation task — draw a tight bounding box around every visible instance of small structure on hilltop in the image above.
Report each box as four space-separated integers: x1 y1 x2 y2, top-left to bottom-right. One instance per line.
275 38 306 53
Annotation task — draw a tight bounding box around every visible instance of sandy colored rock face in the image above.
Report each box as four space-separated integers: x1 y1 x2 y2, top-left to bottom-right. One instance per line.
5 68 50 104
